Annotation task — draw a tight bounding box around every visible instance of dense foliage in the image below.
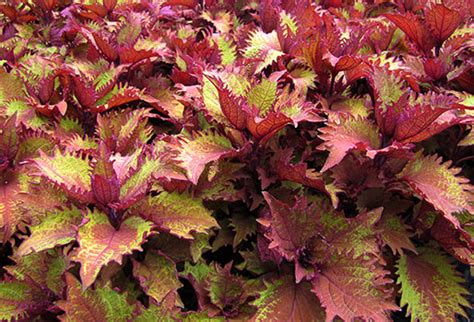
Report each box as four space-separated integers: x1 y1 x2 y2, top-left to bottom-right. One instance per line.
0 0 473 321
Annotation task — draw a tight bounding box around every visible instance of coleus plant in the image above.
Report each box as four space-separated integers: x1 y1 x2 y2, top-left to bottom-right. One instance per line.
0 0 473 321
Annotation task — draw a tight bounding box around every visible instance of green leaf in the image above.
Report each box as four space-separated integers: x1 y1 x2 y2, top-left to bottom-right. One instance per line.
57 273 134 322
246 78 277 116
0 281 45 321
32 149 92 195
135 192 218 239
6 250 67 296
0 70 24 106
216 36 237 66
0 173 23 243
132 252 182 303
17 207 82 256
318 115 381 172
371 67 404 110
73 210 153 288
397 247 469 322
117 155 160 207
175 131 236 184
251 275 325 322
230 212 256 248
243 29 284 73
279 11 298 37
397 152 474 227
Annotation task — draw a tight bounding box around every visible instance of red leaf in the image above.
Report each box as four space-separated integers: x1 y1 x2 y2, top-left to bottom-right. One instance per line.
334 55 361 72
119 49 157 65
261 192 320 262
0 172 21 243
312 255 398 322
205 76 248 130
246 112 291 144
164 0 199 7
103 0 117 11
425 4 462 45
72 76 97 109
384 13 435 53
430 215 473 265
273 149 328 195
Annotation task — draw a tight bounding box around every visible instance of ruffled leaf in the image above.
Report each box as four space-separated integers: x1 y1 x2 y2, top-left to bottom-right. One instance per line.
0 281 45 321
243 30 284 73
246 78 277 115
32 149 92 196
317 115 380 172
377 212 416 255
175 131 237 185
134 192 218 239
312 256 398 322
57 273 134 321
205 76 247 130
17 206 82 256
0 172 22 243
425 4 462 45
397 152 474 227
72 210 153 288
397 247 469 322
6 249 67 296
261 192 319 261
132 252 182 304
251 275 325 322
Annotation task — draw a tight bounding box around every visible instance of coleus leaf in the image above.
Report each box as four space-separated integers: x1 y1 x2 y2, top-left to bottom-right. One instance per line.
250 275 325 322
57 273 134 322
243 29 284 73
31 149 93 200
246 111 291 144
72 210 153 288
273 148 328 195
384 13 435 54
0 172 22 243
113 155 161 209
135 300 177 322
6 249 67 296
17 206 82 256
397 152 474 227
205 75 247 130
134 192 218 239
0 70 24 106
196 162 246 202
397 246 469 322
15 130 57 163
317 115 381 172
230 212 256 248
312 255 399 322
430 212 473 265
425 4 462 46
132 252 182 304
261 192 319 261
0 280 46 321
312 200 383 259
96 108 153 154
392 94 463 143
0 115 18 169
174 131 238 185
377 212 417 255
207 262 259 317
246 78 277 115
201 75 233 126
